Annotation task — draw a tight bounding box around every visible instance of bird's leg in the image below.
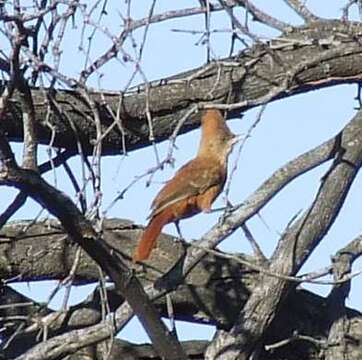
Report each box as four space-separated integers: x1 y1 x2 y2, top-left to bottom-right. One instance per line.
174 220 188 256
174 220 183 239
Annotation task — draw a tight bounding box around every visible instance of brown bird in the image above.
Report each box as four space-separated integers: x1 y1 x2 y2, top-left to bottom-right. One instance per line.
133 109 238 262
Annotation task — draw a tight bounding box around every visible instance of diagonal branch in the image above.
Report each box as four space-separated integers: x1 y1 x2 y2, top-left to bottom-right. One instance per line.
325 233 362 360
205 108 362 359
0 149 77 227
284 0 320 21
0 192 27 228
0 133 187 360
235 0 290 31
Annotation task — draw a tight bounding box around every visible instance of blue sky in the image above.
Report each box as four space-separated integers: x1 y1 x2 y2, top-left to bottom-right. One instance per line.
2 0 361 344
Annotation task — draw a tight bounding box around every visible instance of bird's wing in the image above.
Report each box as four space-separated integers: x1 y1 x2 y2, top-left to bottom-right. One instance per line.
149 158 225 218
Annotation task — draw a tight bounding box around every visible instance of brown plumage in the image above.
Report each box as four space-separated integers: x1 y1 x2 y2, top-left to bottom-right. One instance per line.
133 109 237 262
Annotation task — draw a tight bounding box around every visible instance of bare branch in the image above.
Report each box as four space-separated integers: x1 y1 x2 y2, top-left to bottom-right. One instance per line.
218 0 259 41
2 23 362 155
235 0 290 31
0 192 27 228
324 234 362 360
265 332 326 352
79 2 239 82
284 0 320 22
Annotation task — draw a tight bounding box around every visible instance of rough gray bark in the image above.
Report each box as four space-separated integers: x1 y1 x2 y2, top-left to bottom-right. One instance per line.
2 20 362 155
0 220 361 359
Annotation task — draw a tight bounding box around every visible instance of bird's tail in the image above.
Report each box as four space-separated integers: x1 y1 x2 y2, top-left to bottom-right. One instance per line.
133 210 172 262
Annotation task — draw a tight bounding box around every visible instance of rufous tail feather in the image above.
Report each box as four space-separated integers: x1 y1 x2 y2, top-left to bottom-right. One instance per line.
133 210 172 262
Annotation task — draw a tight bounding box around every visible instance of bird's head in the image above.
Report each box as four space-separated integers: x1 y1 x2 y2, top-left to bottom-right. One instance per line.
199 109 239 157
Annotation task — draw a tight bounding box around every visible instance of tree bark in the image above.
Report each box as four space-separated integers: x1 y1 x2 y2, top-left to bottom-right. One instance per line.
0 220 361 359
2 20 362 155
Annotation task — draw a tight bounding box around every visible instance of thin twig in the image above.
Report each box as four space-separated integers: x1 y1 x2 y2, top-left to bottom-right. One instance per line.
283 0 320 22
189 243 362 285
236 0 290 31
265 331 326 351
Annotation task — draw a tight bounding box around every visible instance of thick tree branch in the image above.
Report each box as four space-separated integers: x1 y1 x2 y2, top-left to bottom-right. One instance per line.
325 234 362 360
0 226 361 359
1 220 362 359
1 20 362 155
